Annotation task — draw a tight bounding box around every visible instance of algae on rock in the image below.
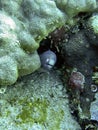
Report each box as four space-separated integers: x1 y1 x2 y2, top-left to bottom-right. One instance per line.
0 69 81 130
0 11 41 85
0 0 97 85
0 0 66 85
55 0 97 16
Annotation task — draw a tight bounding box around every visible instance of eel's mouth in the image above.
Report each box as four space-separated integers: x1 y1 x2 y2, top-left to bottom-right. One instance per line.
45 58 56 69
46 64 53 69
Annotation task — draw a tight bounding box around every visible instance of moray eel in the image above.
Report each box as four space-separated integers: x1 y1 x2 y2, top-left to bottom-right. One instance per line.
39 50 57 70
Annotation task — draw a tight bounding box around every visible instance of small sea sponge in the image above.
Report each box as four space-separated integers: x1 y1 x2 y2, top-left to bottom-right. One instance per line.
69 70 85 91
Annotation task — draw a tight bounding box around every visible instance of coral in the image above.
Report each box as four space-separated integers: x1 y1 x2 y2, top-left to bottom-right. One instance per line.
0 69 81 130
16 98 49 124
55 0 97 16
21 0 66 42
0 0 97 85
92 72 98 84
0 12 41 85
85 13 98 45
88 14 98 34
0 0 65 85
54 0 97 26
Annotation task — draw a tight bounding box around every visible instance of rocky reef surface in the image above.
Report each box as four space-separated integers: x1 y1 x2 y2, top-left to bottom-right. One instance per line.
0 0 98 129
90 92 98 122
0 69 81 130
0 0 97 85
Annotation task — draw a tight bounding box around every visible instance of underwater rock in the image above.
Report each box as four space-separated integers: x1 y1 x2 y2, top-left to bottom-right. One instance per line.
21 0 66 42
0 12 41 85
0 0 97 85
85 13 98 45
55 0 97 17
0 56 18 85
0 0 65 85
0 69 81 130
61 30 98 77
92 72 98 85
90 92 98 121
54 0 97 26
61 32 89 68
61 28 98 123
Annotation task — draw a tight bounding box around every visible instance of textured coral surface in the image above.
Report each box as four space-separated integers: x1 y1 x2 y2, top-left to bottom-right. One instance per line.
0 0 65 85
0 0 98 129
0 0 97 85
0 69 81 130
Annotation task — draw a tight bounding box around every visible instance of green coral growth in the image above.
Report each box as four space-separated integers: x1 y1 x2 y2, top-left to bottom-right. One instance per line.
13 97 64 129
47 109 64 130
16 98 49 124
92 72 98 84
